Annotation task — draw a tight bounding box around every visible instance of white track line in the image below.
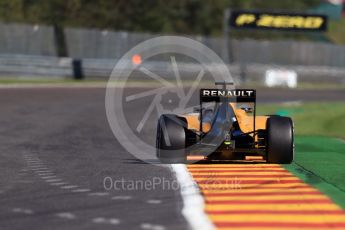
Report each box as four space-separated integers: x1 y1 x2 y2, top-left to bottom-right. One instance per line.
170 164 215 230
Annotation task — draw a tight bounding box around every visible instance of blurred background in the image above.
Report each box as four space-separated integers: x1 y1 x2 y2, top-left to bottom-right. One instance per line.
0 0 344 85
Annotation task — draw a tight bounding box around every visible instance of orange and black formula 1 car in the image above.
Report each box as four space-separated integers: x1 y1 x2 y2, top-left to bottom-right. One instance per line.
156 82 294 164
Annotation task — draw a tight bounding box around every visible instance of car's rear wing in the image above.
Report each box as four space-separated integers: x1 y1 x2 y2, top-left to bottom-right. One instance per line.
200 89 256 103
199 84 257 136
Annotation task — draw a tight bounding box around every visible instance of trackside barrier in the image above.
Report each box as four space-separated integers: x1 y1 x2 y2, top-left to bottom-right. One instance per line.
1 22 345 68
0 54 344 84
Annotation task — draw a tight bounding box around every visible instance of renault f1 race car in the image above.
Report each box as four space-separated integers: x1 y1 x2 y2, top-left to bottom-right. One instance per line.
156 82 294 164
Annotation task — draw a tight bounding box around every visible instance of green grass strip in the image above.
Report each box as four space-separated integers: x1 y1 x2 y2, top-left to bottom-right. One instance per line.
257 102 345 139
283 136 345 209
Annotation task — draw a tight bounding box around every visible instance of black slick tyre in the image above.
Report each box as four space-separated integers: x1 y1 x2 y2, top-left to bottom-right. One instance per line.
156 114 187 164
266 116 294 164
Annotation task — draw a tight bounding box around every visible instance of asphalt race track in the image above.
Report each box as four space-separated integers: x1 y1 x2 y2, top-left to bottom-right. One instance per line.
0 86 344 230
0 87 188 230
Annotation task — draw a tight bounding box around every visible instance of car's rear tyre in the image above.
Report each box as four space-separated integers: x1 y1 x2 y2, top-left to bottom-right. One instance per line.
266 116 294 164
156 114 187 164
